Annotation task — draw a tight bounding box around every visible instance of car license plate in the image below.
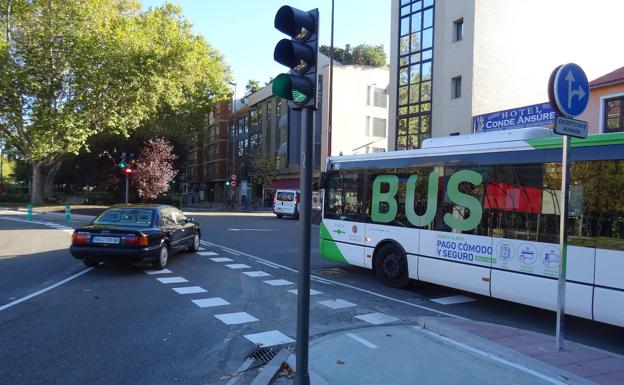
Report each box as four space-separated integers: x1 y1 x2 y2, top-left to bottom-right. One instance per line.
92 236 120 244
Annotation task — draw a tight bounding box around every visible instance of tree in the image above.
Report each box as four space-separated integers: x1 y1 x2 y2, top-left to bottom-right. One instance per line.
0 1 231 204
251 154 278 207
246 79 261 94
320 44 387 67
132 138 177 200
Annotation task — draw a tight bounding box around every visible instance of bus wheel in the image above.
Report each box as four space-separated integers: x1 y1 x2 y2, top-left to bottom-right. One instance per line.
375 244 410 288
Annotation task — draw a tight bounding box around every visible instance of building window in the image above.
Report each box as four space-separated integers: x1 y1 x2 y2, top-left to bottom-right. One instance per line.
604 96 624 133
451 76 462 99
368 86 388 108
396 0 434 149
372 147 385 153
453 18 463 42
372 117 387 137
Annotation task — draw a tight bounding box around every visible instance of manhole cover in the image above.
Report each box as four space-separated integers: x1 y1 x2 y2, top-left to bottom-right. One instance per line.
312 268 349 277
246 347 277 364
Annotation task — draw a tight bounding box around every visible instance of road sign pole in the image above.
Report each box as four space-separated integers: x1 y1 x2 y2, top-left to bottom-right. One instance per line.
295 107 313 385
556 135 571 350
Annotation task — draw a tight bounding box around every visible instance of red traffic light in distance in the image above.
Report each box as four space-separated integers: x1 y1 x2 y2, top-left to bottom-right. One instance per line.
123 166 133 174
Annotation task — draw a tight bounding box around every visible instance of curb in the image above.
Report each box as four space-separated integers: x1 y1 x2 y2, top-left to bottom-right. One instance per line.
15 208 96 221
417 317 597 385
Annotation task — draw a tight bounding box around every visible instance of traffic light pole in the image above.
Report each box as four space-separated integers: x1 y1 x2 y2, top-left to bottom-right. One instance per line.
125 173 129 204
295 107 313 385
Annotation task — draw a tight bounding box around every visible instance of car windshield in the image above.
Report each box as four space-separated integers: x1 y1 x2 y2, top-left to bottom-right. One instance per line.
93 208 155 227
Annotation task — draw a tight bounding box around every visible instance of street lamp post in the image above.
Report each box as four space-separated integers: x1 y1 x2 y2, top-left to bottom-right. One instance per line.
229 82 237 207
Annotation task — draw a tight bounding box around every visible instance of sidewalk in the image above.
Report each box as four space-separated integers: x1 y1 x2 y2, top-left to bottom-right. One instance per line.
263 317 624 385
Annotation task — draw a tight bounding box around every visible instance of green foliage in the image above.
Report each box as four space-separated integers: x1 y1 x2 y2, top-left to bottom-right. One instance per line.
246 79 261 94
0 0 231 161
251 154 278 188
320 44 387 67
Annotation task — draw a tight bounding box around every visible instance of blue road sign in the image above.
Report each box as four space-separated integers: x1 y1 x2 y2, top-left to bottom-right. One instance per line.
549 63 589 118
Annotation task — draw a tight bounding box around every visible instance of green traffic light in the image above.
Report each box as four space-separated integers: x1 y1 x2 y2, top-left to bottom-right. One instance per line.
118 161 126 169
272 73 313 105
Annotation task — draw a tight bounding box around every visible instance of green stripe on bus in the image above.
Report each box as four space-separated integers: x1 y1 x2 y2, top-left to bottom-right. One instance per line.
526 132 624 149
319 222 348 263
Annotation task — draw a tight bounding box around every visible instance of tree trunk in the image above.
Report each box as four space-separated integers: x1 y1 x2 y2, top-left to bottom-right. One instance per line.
43 160 62 198
31 160 45 205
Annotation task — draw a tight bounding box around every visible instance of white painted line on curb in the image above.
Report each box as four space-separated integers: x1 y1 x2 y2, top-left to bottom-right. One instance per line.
263 279 294 286
145 268 172 275
416 327 568 385
200 239 466 320
346 333 378 349
225 264 251 270
244 330 294 347
214 312 259 325
172 286 207 295
192 297 230 308
288 289 322 296
318 299 356 309
210 257 234 263
355 312 399 325
243 271 271 277
431 295 475 305
0 268 93 312
197 251 219 256
156 277 188 284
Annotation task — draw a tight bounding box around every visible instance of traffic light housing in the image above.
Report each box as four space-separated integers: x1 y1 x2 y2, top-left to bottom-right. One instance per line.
272 6 319 110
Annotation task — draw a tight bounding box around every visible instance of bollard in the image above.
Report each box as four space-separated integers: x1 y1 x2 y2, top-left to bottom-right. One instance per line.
27 204 33 221
65 204 71 222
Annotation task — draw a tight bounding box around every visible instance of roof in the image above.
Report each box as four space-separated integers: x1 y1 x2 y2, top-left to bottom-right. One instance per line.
589 66 624 88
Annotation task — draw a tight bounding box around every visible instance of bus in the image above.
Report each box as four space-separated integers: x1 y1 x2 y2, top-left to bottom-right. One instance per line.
319 127 624 327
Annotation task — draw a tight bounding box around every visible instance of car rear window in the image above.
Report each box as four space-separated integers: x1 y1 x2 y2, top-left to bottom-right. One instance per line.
276 192 295 201
93 208 155 227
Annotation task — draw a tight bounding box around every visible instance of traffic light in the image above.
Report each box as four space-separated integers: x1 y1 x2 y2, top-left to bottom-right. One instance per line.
118 152 127 169
225 180 230 187
272 5 319 109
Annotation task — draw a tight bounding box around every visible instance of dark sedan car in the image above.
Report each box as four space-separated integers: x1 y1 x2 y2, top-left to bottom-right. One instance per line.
70 204 200 269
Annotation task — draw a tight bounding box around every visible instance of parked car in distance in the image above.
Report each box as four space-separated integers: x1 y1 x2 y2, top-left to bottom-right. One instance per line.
273 190 321 219
273 190 299 218
70 204 200 269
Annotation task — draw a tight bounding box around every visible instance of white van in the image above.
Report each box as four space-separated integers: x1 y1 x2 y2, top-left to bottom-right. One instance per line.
273 190 300 218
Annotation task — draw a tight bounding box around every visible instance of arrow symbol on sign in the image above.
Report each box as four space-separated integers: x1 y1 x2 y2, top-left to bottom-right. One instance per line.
566 70 586 109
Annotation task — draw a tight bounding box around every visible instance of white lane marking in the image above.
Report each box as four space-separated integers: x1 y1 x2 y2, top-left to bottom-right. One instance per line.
144 268 172 275
225 264 251 269
263 279 294 286
172 286 207 295
346 333 378 349
310 276 334 285
243 271 271 277
200 239 466 320
244 330 294 347
223 249 242 256
255 260 280 269
214 312 259 325
318 299 357 309
198 247 206 251
288 289 322 296
156 277 188 284
430 295 475 305
355 312 399 325
0 268 93 312
192 297 230 308
416 327 568 385
197 251 218 256
210 257 234 263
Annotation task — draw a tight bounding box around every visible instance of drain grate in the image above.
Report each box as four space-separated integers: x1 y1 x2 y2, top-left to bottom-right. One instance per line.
312 268 348 277
247 347 277 364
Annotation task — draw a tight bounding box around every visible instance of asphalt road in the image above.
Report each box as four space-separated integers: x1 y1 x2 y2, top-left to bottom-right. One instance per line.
0 210 623 385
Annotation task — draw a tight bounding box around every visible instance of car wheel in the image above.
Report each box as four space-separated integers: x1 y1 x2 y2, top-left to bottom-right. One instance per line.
276 214 283 219
374 243 410 288
188 232 200 252
83 260 99 268
153 244 169 269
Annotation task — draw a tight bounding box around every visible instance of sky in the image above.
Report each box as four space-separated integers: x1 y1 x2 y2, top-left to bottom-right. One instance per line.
141 0 391 97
